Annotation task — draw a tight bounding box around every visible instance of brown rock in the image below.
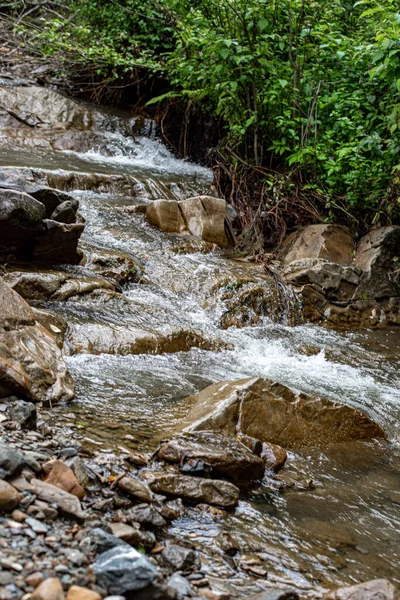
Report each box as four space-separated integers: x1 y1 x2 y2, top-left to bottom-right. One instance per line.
109 522 155 550
31 479 85 520
31 577 65 600
26 572 44 588
148 472 240 508
261 442 287 472
66 586 101 600
281 224 354 265
146 199 186 233
117 476 152 503
180 377 385 450
323 578 398 600
179 196 234 248
157 431 264 487
0 480 22 511
43 460 85 499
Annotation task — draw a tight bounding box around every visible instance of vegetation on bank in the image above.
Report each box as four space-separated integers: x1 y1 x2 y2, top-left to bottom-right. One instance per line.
2 0 400 246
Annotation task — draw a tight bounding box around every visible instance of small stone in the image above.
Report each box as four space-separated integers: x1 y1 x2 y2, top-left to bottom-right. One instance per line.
66 586 101 600
108 523 155 550
161 544 198 570
65 457 90 488
30 479 85 521
54 565 69 574
93 545 157 594
0 572 13 586
247 591 299 600
58 448 78 459
7 400 37 431
125 505 166 528
11 509 27 522
25 517 48 534
0 446 25 480
117 476 152 503
43 460 85 499
0 480 22 511
64 549 87 566
167 573 193 600
31 577 65 600
25 572 44 588
79 528 128 556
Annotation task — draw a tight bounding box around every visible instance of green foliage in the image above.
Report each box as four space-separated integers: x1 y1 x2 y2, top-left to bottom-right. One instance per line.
22 0 400 224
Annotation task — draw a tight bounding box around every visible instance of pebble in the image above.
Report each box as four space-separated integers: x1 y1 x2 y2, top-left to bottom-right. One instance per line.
25 572 44 588
25 517 48 534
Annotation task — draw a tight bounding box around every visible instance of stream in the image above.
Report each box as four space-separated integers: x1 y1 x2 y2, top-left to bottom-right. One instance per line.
1 96 400 597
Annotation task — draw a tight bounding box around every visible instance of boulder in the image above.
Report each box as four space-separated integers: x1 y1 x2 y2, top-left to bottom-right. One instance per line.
43 459 85 499
31 478 85 520
180 377 385 449
281 224 354 265
178 196 234 248
283 258 361 302
0 189 45 258
157 431 264 487
0 280 74 403
0 480 22 511
7 399 37 430
33 219 84 264
355 226 400 300
323 579 398 600
147 472 240 508
84 249 144 284
93 545 158 595
146 199 186 233
50 199 79 224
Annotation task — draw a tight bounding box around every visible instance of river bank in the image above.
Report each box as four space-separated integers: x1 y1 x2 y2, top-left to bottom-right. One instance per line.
1 79 400 600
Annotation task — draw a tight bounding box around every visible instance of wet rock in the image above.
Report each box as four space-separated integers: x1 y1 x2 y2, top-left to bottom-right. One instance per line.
355 226 400 300
30 478 85 520
32 219 84 264
3 271 68 301
248 591 299 600
66 587 101 600
157 498 184 521
43 460 85 499
32 308 67 349
0 446 25 479
148 473 240 508
93 545 158 594
0 280 75 403
215 531 239 556
323 578 398 599
125 505 166 528
157 431 264 487
31 577 65 600
179 196 234 248
85 249 144 284
80 527 128 555
180 377 385 450
109 523 155 550
117 476 152 503
146 199 186 233
161 543 198 571
7 399 37 430
261 442 287 473
280 224 354 265
172 240 217 255
0 189 45 258
50 199 79 224
0 480 22 511
167 573 193 599
29 187 74 218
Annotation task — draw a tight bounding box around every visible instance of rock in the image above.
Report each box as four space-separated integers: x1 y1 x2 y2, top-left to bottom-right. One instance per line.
148 473 240 508
25 572 44 588
283 258 361 302
31 577 65 600
0 279 75 403
280 224 354 265
167 573 193 599
161 544 198 570
43 460 85 499
80 528 129 555
125 505 166 528
323 578 398 599
180 377 385 449
3 271 68 301
157 431 264 487
85 249 144 284
248 591 299 600
7 399 37 430
172 240 217 254
25 516 48 533
179 196 234 248
29 187 74 218
33 219 84 264
355 226 400 300
146 199 186 233
65 456 90 487
32 308 67 349
261 442 287 473
0 480 22 511
93 545 157 594
50 199 79 224
0 446 25 479
66 586 101 600
30 479 85 520
109 523 155 550
117 476 152 503
0 189 45 258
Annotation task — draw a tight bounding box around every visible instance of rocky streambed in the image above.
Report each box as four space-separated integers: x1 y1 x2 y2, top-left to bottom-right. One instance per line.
1 80 400 600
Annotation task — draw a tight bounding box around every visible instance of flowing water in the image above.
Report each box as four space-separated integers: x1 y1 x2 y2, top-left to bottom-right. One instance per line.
1 105 400 597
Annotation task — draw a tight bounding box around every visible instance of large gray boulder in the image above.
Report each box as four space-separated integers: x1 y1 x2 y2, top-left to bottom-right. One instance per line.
179 377 385 450
0 279 74 403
